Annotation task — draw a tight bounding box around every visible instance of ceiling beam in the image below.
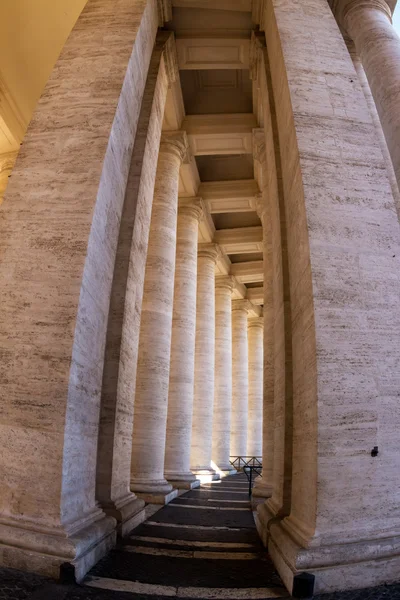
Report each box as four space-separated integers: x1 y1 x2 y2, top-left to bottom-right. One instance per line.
214 226 263 254
176 36 250 71
230 260 263 283
199 179 259 213
183 113 256 156
172 0 252 11
246 286 263 305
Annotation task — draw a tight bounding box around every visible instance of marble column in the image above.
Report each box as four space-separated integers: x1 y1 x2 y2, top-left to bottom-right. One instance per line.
164 198 204 489
231 300 251 458
191 243 219 481
0 0 159 580
247 317 264 457
97 31 174 537
212 276 236 475
334 0 400 192
131 131 189 503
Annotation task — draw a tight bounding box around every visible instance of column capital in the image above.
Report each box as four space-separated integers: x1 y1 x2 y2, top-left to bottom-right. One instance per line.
198 243 220 263
215 275 235 293
178 197 204 221
330 0 391 28
248 316 264 329
160 131 190 164
232 299 253 314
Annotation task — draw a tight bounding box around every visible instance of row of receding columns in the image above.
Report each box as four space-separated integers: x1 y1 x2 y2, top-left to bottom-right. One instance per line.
129 131 264 502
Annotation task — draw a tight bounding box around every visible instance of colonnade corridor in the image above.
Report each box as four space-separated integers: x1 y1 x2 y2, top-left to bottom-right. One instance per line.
2 0 400 598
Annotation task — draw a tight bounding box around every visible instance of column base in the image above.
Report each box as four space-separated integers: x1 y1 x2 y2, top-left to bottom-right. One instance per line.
0 510 116 582
251 478 273 509
168 480 200 490
101 493 145 537
165 470 198 489
191 468 219 483
254 499 278 547
136 488 178 505
131 477 173 495
268 516 400 595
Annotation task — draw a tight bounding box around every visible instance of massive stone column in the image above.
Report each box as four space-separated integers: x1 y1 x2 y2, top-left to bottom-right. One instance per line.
231 300 251 458
247 317 264 457
131 131 189 504
212 276 236 475
332 0 400 192
97 32 176 537
0 0 159 580
191 243 219 481
164 198 203 489
254 0 400 593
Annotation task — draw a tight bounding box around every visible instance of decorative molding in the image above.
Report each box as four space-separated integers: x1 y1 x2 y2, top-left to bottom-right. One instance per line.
215 275 235 293
197 242 220 263
176 37 250 70
248 316 264 328
157 0 173 26
232 299 253 313
160 130 190 163
178 196 204 221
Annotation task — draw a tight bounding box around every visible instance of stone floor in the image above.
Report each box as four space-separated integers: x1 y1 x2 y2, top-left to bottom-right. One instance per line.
2 474 400 599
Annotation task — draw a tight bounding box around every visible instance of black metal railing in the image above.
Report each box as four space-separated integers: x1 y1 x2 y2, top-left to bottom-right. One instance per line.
229 456 262 471
229 456 262 495
243 465 262 496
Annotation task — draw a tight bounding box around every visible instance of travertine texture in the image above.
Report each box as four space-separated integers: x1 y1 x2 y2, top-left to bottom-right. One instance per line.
230 300 251 458
259 0 400 592
247 318 263 457
212 276 235 472
334 0 400 193
97 33 171 536
131 131 189 496
0 0 157 580
164 198 203 484
345 36 400 219
191 244 219 475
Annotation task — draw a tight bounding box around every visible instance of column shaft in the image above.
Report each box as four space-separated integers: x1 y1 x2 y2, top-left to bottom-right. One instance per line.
212 276 235 473
131 132 188 499
164 199 203 486
191 244 219 477
231 300 251 458
0 0 158 580
340 0 400 191
247 318 264 457
96 32 172 536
